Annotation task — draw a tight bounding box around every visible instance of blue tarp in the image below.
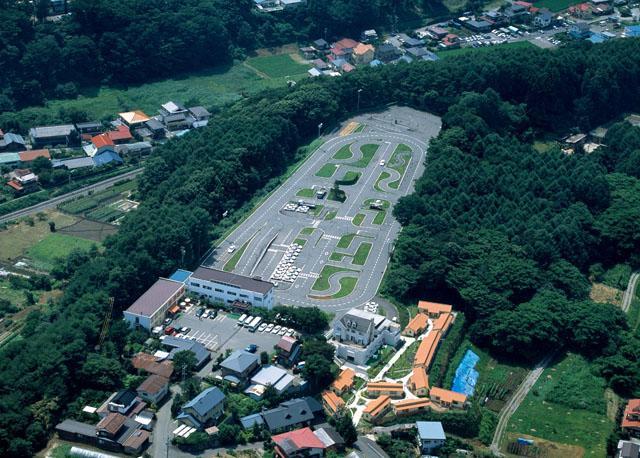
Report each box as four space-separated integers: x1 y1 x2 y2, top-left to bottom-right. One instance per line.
451 349 480 396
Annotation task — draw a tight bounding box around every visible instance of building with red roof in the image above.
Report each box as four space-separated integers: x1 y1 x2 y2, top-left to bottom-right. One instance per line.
107 125 133 144
272 427 327 457
18 149 50 163
622 399 640 436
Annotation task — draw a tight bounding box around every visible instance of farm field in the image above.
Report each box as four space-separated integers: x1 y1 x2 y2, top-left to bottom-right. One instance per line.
59 179 138 224
244 54 310 78
27 233 98 271
533 0 577 11
506 353 613 457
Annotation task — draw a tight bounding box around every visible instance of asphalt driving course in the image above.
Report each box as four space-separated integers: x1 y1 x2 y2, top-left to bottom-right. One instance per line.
202 107 441 312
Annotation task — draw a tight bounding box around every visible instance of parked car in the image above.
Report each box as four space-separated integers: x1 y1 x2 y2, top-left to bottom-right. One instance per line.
196 307 205 317
265 323 274 333
258 323 268 332
202 310 210 319
163 318 173 326
164 326 175 335
245 344 258 353
180 327 191 334
209 309 218 319
272 325 281 334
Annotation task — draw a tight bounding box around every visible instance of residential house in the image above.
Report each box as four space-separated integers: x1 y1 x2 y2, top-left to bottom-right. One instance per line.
417 421 446 454
568 2 592 17
331 368 355 395
131 352 174 379
429 387 467 409
239 397 323 433
96 412 128 439
402 313 429 337
617 440 640 458
178 387 225 429
272 427 327 458
418 301 452 318
313 39 329 51
352 43 375 65
248 365 295 396
136 374 169 404
0 133 26 152
308 68 322 77
18 149 50 163
569 22 591 39
533 8 553 28
331 38 360 59
188 106 211 122
365 381 404 399
375 43 401 63
276 335 302 367
465 19 492 32
220 349 260 381
413 331 441 370
116 141 152 157
6 169 38 194
119 111 151 128
106 390 140 416
398 33 424 47
162 336 211 369
56 416 150 455
408 368 429 396
564 132 587 153
426 25 449 40
333 308 400 365
321 390 345 416
51 157 95 170
341 63 355 73
93 150 124 167
432 312 454 336
0 152 20 167
86 133 115 157
123 278 185 330
159 101 192 131
187 266 275 309
75 121 102 135
312 59 329 71
29 125 78 148
622 399 640 436
362 395 392 423
361 29 378 42
503 3 529 22
440 34 461 49
144 118 165 139
107 125 134 144
394 398 431 416
300 46 316 59
313 424 345 452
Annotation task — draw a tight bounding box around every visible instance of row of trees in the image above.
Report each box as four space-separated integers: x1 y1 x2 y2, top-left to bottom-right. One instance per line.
2 38 640 456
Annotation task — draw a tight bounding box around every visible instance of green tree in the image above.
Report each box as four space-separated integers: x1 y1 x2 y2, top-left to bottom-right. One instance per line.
173 350 197 378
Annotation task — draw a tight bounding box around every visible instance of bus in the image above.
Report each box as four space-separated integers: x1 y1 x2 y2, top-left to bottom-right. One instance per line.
248 316 263 332
243 315 254 327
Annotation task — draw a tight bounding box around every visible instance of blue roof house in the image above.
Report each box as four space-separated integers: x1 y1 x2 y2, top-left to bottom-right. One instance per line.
93 149 123 167
178 387 225 429
625 25 640 37
417 421 446 454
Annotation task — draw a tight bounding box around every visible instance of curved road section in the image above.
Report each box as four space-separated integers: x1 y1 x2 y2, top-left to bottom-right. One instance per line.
0 168 144 224
202 107 441 313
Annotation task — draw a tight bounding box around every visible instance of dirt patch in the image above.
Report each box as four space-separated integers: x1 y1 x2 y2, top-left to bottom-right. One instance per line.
38 289 63 305
605 388 621 422
504 432 584 458
590 283 622 307
254 43 299 57
58 217 118 242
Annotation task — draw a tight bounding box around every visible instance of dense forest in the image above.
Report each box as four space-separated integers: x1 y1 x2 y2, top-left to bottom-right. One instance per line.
2 38 640 455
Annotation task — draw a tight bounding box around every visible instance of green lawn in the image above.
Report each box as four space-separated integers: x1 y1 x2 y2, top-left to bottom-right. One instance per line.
245 54 310 78
353 213 365 226
316 163 339 178
507 353 613 457
27 233 98 270
349 144 379 168
533 0 578 11
311 265 357 291
325 210 337 221
387 144 413 189
0 279 30 307
353 124 365 133
352 242 372 266
373 210 386 225
310 204 324 216
437 41 536 59
3 61 304 126
333 143 354 160
374 171 392 192
387 340 420 379
296 188 315 198
300 227 315 236
338 171 361 185
223 236 252 272
293 238 306 246
330 276 358 299
367 345 396 378
337 233 358 249
329 252 349 262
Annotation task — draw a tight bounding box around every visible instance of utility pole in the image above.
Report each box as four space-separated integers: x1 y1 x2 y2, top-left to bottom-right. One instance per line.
318 122 323 138
180 245 185 267
357 89 363 112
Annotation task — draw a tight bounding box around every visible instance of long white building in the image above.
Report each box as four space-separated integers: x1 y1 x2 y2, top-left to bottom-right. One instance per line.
123 278 185 330
187 267 275 309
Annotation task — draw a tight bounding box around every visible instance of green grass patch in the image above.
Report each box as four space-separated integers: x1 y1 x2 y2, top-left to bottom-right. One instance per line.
507 353 612 456
533 0 577 11
245 54 310 78
324 210 337 221
349 144 379 168
336 171 361 186
300 227 315 235
293 238 306 246
0 279 30 307
333 143 354 160
311 264 357 291
330 276 358 299
296 188 315 198
629 289 640 335
387 340 420 379
372 211 386 225
310 204 324 216
352 242 372 266
223 236 253 272
437 41 536 59
374 171 392 192
316 163 339 178
386 144 413 189
337 233 357 249
352 213 365 226
367 345 396 378
533 140 557 154
329 252 349 262
597 263 632 290
353 124 365 133
27 233 98 271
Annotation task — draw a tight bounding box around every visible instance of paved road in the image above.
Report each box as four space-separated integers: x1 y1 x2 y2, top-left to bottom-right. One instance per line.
490 353 555 456
0 168 144 224
151 386 176 458
202 107 441 316
355 436 390 458
621 272 639 313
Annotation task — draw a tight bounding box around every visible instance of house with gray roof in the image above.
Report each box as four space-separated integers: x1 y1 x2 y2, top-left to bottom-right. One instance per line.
162 336 210 369
417 421 446 454
239 397 323 433
29 124 78 147
188 266 275 309
0 133 26 152
333 308 400 365
220 349 260 381
178 387 225 429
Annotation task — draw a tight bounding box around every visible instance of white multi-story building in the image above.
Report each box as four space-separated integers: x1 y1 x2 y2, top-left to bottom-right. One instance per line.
333 308 400 365
123 278 185 330
187 267 275 309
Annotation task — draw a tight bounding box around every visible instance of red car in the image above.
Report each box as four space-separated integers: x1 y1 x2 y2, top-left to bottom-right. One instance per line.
164 326 175 335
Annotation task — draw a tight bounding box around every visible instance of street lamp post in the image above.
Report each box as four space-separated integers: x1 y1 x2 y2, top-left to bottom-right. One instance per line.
318 122 323 138
357 88 363 112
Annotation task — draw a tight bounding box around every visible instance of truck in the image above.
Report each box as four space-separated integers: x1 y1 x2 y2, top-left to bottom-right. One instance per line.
248 316 263 332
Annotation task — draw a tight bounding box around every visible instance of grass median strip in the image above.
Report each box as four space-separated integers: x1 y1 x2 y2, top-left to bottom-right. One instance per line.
316 163 339 178
352 242 372 265
311 264 358 291
330 276 358 299
353 213 365 226
337 233 358 249
349 143 379 168
374 171 391 192
296 188 315 198
333 143 354 160
223 236 253 272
